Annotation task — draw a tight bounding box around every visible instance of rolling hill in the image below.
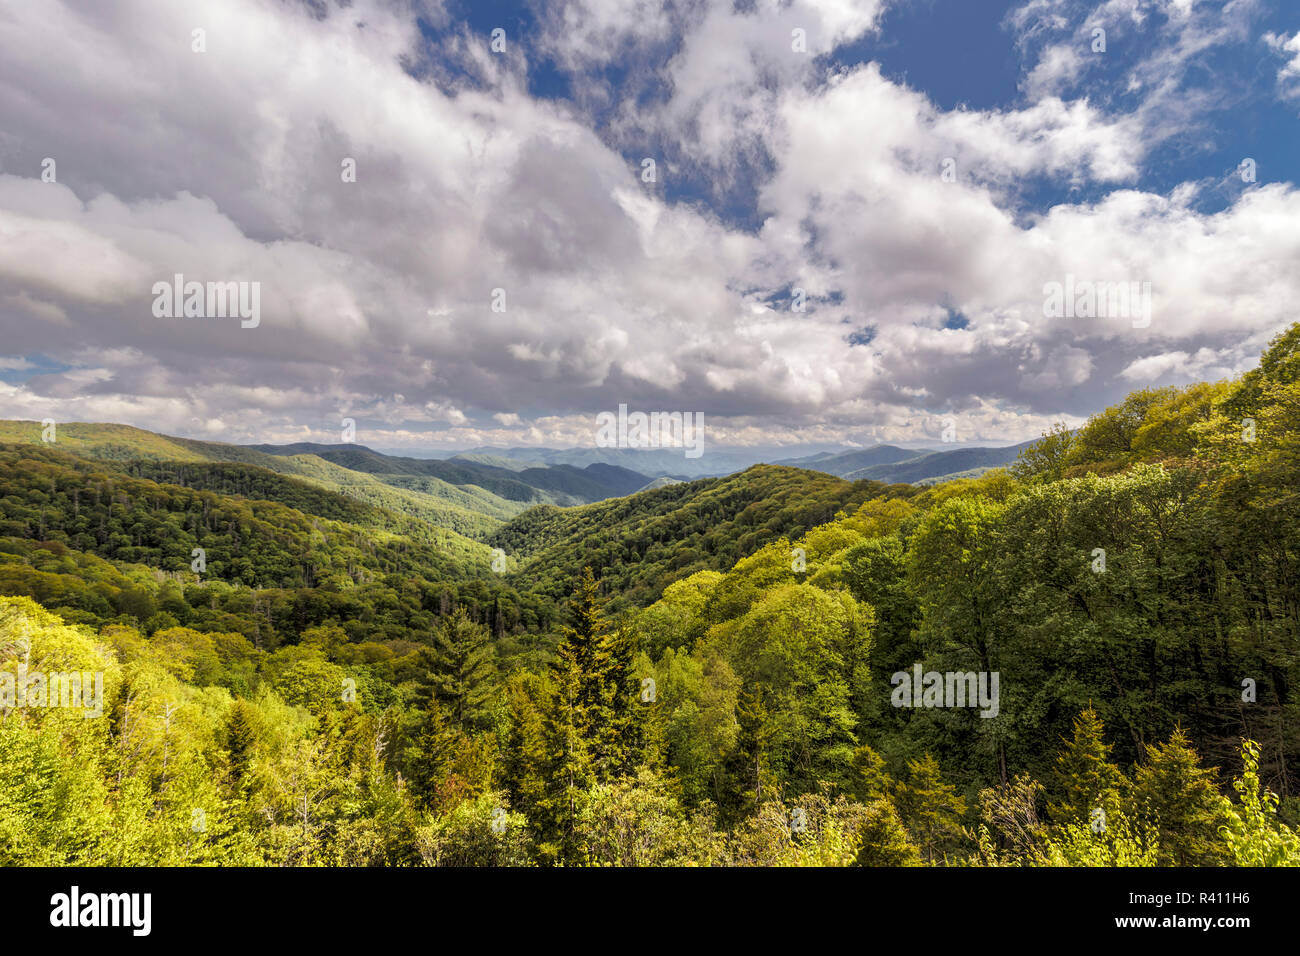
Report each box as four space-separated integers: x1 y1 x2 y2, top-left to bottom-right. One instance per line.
488 465 910 609
0 422 655 540
776 441 1035 484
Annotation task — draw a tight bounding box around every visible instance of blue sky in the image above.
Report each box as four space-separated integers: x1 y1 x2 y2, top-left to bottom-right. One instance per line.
419 0 1300 223
1 0 1299 452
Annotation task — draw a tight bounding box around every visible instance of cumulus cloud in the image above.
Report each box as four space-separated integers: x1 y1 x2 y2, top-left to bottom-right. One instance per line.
1265 29 1300 98
0 0 1295 452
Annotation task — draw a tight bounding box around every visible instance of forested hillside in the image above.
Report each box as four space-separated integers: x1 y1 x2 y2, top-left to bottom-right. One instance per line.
1 325 1299 866
0 422 656 540
489 465 915 608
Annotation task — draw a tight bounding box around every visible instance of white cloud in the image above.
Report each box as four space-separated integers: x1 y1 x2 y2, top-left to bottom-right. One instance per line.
0 0 1294 451
1265 30 1300 98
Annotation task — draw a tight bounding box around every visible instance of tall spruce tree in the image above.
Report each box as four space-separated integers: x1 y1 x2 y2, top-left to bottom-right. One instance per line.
423 607 496 729
501 673 551 826
403 699 494 812
1049 706 1125 825
893 753 967 863
718 683 773 826
225 699 259 785
542 568 627 862
547 567 642 783
1135 727 1227 866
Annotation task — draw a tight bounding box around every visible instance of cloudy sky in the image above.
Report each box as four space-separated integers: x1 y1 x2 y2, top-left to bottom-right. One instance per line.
1 0 1298 453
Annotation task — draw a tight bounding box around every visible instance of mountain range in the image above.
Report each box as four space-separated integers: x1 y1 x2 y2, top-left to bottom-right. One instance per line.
0 420 1034 547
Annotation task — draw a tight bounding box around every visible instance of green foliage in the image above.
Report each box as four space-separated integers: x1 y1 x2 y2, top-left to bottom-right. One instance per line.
1218 740 1300 866
893 753 966 862
576 768 727 866
1011 422 1077 483
1134 727 1228 866
420 607 497 728
1049 707 1125 825
4 324 1300 866
490 465 900 610
1030 812 1160 867
415 792 532 866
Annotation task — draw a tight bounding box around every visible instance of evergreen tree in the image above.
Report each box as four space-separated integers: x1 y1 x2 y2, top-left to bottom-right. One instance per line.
718 683 773 826
1049 706 1125 825
855 798 923 867
403 700 494 813
500 673 551 825
225 699 259 785
599 624 645 779
1134 727 1227 866
541 568 610 862
893 753 966 863
544 639 592 864
849 744 893 804
422 607 496 729
547 567 642 784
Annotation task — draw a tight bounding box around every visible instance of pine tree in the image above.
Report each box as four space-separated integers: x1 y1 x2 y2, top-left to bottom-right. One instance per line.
403 699 493 813
598 624 644 779
855 798 923 866
532 568 648 862
549 568 642 781
542 568 607 861
1049 706 1125 825
501 674 550 824
893 753 966 863
225 699 259 785
718 683 772 826
1135 727 1227 866
849 744 893 804
544 645 592 864
423 607 496 729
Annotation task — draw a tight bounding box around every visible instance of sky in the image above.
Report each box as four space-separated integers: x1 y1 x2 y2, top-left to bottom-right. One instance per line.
1 0 1299 453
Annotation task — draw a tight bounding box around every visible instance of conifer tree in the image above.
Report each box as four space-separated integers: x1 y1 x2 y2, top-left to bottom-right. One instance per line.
501 674 550 824
1049 706 1125 825
423 607 496 729
403 700 493 812
543 643 591 863
225 699 259 785
718 683 773 826
855 798 923 867
546 567 643 784
893 753 966 863
1135 727 1227 866
598 624 645 780
849 744 893 804
542 568 610 862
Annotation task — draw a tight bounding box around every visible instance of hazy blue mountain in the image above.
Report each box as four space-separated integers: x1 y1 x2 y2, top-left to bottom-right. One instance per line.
450 444 849 478
843 442 1036 484
636 475 686 493
774 444 922 474
246 442 650 504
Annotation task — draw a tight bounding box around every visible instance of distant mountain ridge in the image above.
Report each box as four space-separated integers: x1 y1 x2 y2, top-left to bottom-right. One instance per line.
0 422 657 541
449 445 791 479
773 441 1034 484
246 442 649 504
844 442 1037 484
0 423 1035 543
774 444 920 473
440 440 1031 484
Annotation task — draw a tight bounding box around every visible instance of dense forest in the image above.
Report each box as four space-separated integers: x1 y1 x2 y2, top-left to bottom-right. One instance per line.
1 324 1299 866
